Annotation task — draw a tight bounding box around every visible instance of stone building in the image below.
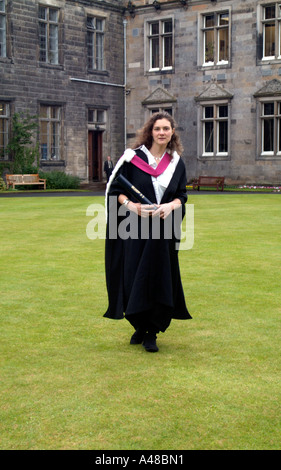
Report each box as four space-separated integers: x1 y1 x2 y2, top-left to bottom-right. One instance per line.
1 0 281 184
0 0 125 182
124 0 281 184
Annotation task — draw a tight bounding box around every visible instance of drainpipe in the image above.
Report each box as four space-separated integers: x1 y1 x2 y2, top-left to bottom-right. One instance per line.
123 18 128 150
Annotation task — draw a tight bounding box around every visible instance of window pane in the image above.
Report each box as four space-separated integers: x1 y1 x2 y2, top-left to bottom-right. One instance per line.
219 105 228 118
204 106 213 119
51 107 59 119
0 15 6 58
264 103 274 115
96 19 103 31
87 31 93 68
38 6 46 20
40 106 48 118
49 8 58 23
263 118 274 151
163 20 172 34
0 103 8 158
51 122 59 159
205 15 215 28
205 29 214 62
151 23 159 35
0 119 5 154
0 103 6 115
264 23 275 56
40 121 48 159
204 122 214 153
39 22 47 61
219 13 229 26
49 24 58 64
218 27 229 62
96 32 104 69
88 110 94 122
264 6 275 20
97 110 104 123
151 37 159 68
163 35 172 67
218 121 228 152
87 17 94 29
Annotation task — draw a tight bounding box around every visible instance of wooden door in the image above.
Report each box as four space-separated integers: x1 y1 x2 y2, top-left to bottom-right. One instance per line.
88 131 103 181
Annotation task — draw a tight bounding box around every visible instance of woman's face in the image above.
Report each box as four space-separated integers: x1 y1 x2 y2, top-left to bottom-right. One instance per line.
151 118 174 147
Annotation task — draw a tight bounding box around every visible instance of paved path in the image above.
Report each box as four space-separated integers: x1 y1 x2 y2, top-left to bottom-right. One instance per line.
0 190 280 198
0 191 104 198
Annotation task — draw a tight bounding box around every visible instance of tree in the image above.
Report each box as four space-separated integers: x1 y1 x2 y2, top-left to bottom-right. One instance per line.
7 113 40 173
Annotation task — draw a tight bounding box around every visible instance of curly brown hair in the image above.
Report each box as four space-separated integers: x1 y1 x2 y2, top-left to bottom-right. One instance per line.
133 112 184 155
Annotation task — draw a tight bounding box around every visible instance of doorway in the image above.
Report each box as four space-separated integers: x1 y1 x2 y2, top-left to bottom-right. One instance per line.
88 130 103 181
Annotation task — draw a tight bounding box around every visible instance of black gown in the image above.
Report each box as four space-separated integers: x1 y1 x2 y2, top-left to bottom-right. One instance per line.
104 147 192 332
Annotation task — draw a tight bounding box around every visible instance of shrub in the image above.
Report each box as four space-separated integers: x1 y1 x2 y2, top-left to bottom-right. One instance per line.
38 171 80 190
0 177 6 191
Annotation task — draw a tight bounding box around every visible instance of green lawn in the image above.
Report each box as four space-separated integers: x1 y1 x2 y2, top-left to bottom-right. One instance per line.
0 194 280 450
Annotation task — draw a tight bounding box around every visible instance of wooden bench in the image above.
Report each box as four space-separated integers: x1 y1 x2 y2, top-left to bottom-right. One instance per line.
192 176 225 191
6 174 46 190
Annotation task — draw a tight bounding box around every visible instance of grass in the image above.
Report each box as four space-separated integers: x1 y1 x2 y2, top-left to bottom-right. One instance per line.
0 194 280 450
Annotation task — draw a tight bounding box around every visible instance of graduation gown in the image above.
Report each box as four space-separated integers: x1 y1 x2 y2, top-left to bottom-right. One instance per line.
104 147 192 331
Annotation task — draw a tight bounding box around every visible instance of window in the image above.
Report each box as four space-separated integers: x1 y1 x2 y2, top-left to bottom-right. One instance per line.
87 17 104 71
261 3 281 60
202 104 228 156
0 102 9 159
150 107 173 116
261 101 281 155
0 0 6 57
148 19 173 71
202 11 229 66
39 5 59 64
39 105 62 160
88 108 106 126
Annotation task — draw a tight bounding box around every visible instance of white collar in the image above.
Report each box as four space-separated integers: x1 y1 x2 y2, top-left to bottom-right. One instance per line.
139 145 164 166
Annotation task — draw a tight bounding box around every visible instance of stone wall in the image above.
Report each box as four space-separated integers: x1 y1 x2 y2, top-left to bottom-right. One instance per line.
0 0 125 181
124 0 281 184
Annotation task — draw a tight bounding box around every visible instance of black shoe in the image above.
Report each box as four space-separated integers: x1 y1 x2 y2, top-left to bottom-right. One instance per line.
130 328 146 345
143 333 159 352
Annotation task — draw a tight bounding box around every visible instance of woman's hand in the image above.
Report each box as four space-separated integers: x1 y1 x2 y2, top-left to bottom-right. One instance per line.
128 202 156 218
153 200 181 219
152 202 173 219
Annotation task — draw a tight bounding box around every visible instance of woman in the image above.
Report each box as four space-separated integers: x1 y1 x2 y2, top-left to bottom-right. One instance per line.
104 112 192 352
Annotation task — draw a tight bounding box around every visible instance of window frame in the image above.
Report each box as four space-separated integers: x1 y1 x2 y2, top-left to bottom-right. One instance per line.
256 98 281 158
202 103 229 157
146 17 174 73
87 16 105 71
199 9 231 69
196 99 231 161
261 3 281 61
39 104 62 161
87 107 107 129
38 5 60 65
